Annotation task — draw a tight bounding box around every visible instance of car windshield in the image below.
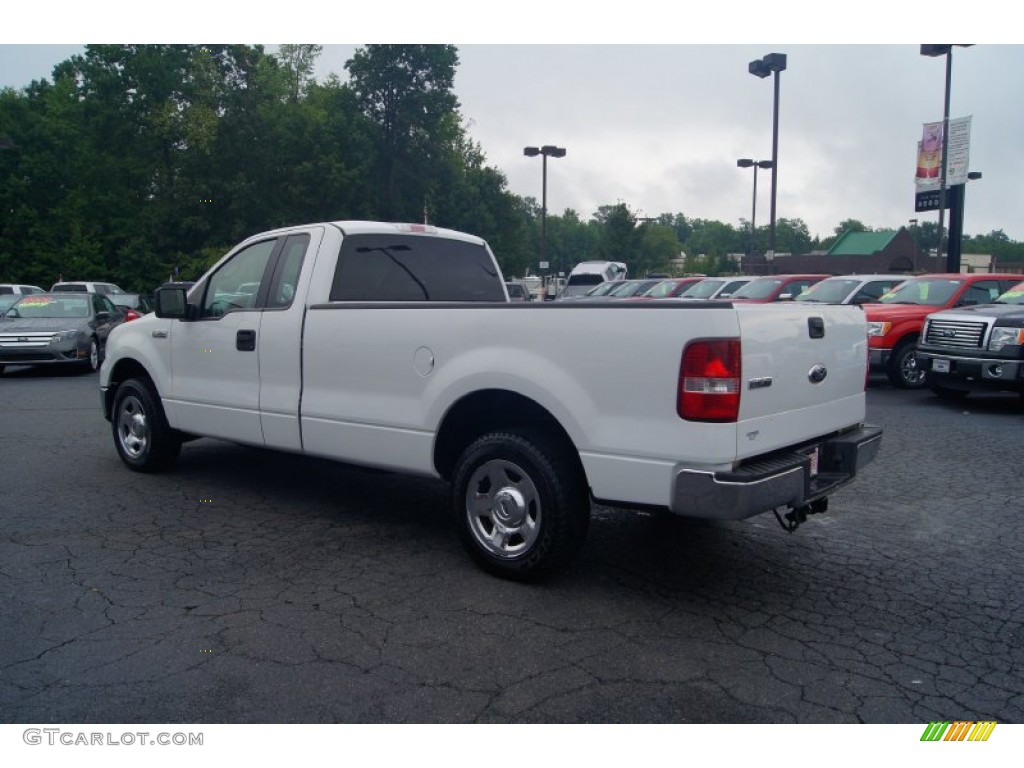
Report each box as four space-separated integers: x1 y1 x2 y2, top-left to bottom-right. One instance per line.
994 283 1024 305
645 279 688 298
506 284 526 298
585 281 621 297
878 278 962 306
8 295 90 318
730 278 783 300
610 280 659 297
0 295 20 315
679 279 724 298
796 279 859 303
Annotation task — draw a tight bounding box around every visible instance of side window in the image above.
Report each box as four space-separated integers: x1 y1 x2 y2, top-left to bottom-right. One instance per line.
266 234 309 309
330 234 503 302
100 295 119 315
787 281 810 297
200 239 277 318
960 281 999 306
855 281 893 303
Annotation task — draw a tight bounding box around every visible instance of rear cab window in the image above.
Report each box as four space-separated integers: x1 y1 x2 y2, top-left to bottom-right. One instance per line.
330 234 503 302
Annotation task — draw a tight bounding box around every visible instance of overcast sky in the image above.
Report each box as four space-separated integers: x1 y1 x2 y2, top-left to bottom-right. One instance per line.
3 4 1021 241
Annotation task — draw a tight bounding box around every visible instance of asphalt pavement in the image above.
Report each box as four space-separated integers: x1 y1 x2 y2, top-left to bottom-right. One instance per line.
1 365 1021 724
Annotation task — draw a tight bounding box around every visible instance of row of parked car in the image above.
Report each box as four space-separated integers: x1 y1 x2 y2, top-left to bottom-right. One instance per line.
0 281 155 376
510 271 1024 401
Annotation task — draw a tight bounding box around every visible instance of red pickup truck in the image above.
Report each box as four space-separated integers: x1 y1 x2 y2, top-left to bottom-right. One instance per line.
864 273 1021 388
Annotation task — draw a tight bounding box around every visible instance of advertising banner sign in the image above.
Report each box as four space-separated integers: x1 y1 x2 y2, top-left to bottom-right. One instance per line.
915 116 972 190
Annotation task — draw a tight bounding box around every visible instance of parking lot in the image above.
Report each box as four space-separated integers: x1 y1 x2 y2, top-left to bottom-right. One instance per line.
1 366 1021 724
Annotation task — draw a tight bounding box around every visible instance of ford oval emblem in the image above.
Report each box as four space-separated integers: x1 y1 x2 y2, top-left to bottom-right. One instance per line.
808 365 828 384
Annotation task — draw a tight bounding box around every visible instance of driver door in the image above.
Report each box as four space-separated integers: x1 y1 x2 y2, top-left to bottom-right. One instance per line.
168 238 278 445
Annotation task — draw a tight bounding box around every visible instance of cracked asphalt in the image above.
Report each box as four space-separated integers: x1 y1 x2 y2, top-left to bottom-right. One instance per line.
1 366 1021 724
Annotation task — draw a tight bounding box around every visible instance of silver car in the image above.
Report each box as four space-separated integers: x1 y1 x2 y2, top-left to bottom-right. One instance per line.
0 292 125 375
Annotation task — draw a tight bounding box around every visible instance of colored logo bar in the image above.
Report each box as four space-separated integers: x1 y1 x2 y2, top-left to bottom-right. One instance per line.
921 721 997 742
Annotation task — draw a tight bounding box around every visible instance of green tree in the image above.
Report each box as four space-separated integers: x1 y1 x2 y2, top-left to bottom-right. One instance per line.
346 44 460 220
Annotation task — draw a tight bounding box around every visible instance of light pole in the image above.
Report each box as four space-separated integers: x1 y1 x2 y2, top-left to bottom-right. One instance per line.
947 171 982 272
920 44 972 272
908 218 920 272
748 52 787 258
524 144 566 292
737 159 773 258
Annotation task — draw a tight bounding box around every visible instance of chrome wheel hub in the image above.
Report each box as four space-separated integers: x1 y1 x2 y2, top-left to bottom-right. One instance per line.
465 459 541 559
117 395 149 458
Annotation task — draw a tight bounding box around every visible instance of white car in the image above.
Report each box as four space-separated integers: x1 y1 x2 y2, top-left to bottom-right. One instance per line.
795 274 907 306
51 281 126 296
0 283 45 295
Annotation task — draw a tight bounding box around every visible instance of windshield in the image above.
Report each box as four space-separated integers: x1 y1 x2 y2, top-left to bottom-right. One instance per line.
995 283 1024 305
878 278 963 306
610 280 659 298
646 279 691 298
680 279 724 298
8 295 90 318
796 279 859 303
730 278 783 300
585 281 622 297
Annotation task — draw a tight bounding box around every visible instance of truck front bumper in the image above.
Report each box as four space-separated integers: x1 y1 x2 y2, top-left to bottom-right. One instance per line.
669 425 883 520
915 351 1024 391
868 348 891 370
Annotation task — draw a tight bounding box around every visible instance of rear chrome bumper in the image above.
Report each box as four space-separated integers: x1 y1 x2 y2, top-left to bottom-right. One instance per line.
670 425 883 520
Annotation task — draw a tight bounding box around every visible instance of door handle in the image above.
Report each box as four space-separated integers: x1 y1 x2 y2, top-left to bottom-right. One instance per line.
236 329 256 351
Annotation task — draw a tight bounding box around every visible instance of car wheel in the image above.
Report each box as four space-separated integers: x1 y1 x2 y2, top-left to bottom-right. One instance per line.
886 340 926 389
80 337 100 373
452 429 589 581
112 377 182 472
928 382 969 401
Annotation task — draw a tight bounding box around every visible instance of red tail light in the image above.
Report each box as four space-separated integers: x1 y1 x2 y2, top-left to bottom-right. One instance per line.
124 309 141 322
678 339 741 422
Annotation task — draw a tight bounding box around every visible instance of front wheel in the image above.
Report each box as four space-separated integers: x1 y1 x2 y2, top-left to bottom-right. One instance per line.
452 430 589 581
886 340 927 389
112 378 181 472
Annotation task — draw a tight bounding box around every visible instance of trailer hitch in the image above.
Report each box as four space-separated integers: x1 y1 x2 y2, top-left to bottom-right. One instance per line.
773 497 828 533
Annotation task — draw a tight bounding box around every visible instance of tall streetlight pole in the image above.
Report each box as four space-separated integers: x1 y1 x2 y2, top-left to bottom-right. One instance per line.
748 53 787 259
736 159 773 259
908 218 920 272
947 171 982 272
920 44 972 272
524 145 566 293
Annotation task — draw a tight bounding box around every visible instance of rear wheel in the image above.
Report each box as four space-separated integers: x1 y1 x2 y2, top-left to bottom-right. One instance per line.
79 337 100 373
886 340 926 389
452 429 589 580
112 378 181 472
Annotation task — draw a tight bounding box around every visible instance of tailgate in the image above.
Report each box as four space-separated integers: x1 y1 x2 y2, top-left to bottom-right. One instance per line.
733 303 867 459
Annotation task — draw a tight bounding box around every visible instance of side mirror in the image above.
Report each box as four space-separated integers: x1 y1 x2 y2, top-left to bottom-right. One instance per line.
155 286 190 319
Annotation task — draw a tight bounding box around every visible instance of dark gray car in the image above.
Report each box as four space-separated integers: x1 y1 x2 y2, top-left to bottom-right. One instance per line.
0 292 125 375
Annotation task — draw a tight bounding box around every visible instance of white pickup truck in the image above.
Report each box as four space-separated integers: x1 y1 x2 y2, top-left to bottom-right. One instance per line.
100 221 881 579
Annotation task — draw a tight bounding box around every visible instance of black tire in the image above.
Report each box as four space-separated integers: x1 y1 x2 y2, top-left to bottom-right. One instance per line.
886 340 927 389
452 429 589 581
111 377 181 472
929 382 969 401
